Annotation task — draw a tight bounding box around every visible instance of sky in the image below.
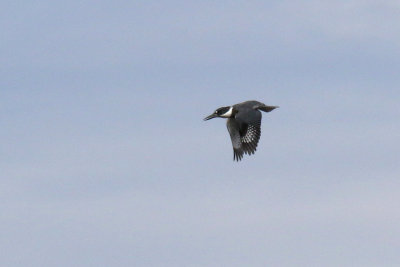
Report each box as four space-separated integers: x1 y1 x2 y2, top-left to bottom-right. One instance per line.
1 1 400 266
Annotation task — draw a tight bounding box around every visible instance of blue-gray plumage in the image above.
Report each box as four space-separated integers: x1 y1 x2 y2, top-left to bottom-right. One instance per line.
204 100 278 161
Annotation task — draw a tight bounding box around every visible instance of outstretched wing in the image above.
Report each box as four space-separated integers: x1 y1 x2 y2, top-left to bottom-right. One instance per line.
226 118 244 161
236 109 262 156
226 110 262 161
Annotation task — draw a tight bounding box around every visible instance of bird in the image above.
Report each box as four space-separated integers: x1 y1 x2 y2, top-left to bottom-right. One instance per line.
204 100 278 161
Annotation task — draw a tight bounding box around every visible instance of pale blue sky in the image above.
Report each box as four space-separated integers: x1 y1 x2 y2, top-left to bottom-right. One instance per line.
1 1 400 266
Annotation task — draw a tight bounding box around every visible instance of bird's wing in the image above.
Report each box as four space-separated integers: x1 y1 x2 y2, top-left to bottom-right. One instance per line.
235 109 262 156
226 118 244 161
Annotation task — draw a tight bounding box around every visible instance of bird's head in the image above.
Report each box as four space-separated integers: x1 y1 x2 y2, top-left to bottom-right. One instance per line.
204 106 234 120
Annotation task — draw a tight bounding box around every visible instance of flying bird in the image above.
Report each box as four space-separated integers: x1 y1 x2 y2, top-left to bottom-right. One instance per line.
204 100 278 161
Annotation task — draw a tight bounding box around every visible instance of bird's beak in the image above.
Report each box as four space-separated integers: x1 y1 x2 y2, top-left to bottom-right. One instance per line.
203 113 217 121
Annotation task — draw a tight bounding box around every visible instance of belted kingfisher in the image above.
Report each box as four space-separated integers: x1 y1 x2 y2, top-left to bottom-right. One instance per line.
204 100 278 161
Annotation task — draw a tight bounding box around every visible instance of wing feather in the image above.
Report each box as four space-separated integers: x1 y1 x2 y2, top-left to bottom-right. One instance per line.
226 110 262 161
236 110 262 156
226 119 244 161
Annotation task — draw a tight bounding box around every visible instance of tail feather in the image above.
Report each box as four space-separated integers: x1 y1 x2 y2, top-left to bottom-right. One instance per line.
257 104 278 113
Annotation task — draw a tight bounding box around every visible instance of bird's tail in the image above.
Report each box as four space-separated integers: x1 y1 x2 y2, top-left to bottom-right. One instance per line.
256 104 279 113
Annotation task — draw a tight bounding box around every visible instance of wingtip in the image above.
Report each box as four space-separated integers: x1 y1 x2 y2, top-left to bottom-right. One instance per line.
233 151 243 162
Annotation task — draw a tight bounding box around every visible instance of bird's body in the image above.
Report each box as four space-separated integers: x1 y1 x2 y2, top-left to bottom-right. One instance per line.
204 100 278 161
